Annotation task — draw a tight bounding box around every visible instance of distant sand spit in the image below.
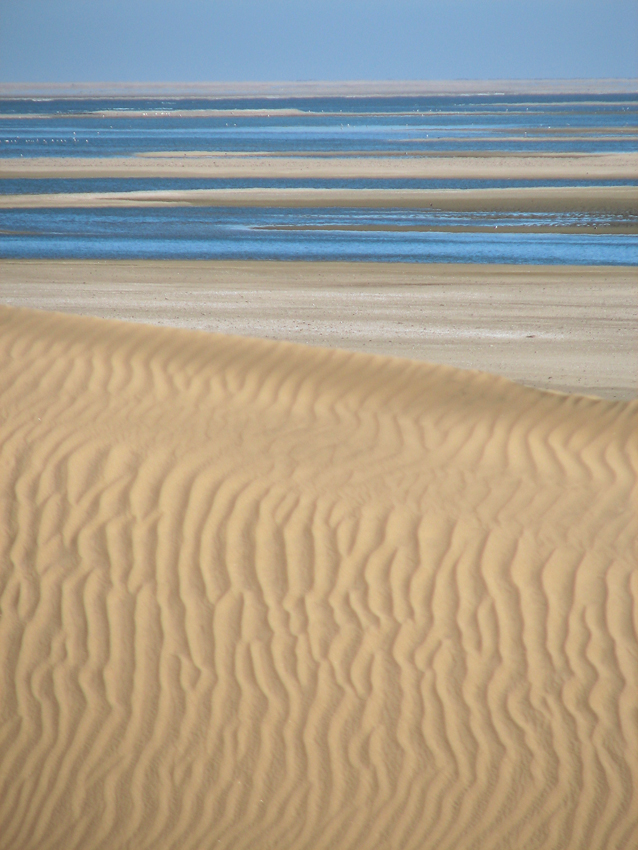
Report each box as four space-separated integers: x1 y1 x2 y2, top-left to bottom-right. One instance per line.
2 153 636 181
0 306 636 850
1 185 636 216
2 79 636 97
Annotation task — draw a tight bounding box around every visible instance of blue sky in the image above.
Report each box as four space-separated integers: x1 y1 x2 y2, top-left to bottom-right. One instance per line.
1 0 636 82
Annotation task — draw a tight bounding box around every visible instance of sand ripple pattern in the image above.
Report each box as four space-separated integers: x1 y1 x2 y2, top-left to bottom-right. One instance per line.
0 306 636 850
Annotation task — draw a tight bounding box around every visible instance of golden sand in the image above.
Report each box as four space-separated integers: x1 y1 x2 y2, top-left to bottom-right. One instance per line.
0 305 636 849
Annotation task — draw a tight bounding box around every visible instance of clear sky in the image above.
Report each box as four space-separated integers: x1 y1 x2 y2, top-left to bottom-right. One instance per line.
1 0 636 83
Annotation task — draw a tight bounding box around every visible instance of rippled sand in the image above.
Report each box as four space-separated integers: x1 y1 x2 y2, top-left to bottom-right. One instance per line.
0 306 636 850
2 260 635 400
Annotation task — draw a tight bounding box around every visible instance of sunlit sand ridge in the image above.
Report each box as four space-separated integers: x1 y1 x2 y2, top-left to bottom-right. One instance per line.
0 306 636 850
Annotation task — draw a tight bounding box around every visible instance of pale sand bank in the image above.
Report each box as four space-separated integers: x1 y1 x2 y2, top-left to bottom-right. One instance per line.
2 185 636 215
1 261 636 400
2 153 636 180
0 305 636 850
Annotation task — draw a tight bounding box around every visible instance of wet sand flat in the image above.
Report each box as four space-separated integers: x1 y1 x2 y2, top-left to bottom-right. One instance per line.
1 185 636 216
0 304 636 850
1 260 635 400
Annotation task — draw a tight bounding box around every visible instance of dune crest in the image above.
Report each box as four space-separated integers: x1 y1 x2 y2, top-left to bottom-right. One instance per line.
0 306 636 850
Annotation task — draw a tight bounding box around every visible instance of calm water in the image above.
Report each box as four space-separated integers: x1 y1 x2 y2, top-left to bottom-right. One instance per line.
2 94 637 156
1 94 636 264
3 177 637 194
1 207 635 265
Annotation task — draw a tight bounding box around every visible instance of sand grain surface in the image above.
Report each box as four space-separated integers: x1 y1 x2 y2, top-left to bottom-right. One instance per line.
0 306 636 850
2 153 636 181
2 260 635 400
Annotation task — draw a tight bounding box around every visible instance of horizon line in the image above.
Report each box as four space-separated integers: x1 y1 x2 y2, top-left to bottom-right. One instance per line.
1 78 636 99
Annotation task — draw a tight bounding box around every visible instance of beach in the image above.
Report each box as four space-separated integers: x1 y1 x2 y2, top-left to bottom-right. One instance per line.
1 85 637 850
1 260 636 400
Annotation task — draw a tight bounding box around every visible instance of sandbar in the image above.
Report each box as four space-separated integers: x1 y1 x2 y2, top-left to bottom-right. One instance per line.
2 153 636 181
1 185 636 219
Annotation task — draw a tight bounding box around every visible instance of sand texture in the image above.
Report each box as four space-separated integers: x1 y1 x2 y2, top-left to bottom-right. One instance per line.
2 153 636 181
1 261 636 400
0 305 636 850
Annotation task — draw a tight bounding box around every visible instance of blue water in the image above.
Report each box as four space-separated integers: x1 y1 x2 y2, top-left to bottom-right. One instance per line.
1 207 635 265
1 177 636 195
1 94 636 157
1 229 632 265
1 94 636 264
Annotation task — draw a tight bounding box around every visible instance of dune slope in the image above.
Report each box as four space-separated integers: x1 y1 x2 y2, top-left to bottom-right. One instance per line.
0 306 636 850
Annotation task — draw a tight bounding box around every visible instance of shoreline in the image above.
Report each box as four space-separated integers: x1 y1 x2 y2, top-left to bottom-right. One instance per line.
2 259 635 400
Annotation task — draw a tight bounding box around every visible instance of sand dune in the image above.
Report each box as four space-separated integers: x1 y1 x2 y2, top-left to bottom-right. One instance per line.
2 260 636 400
0 305 636 850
